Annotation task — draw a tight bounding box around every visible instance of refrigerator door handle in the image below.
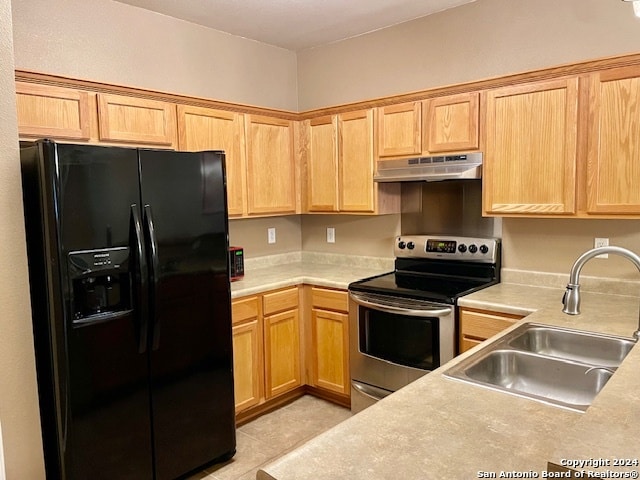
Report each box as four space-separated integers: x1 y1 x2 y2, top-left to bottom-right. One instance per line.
130 204 149 354
143 204 161 351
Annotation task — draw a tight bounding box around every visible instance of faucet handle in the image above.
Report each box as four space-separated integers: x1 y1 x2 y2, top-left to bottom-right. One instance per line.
562 284 581 315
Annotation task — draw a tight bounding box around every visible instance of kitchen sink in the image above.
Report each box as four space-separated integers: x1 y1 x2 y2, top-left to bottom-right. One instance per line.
444 323 636 412
508 325 635 367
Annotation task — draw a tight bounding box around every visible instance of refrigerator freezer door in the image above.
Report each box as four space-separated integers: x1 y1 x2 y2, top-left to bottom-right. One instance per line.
139 150 236 480
23 142 154 480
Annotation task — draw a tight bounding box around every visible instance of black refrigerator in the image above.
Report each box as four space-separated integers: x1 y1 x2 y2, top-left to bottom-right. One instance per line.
20 140 236 480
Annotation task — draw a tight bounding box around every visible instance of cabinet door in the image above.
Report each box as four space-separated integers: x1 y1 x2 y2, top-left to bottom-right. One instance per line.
459 308 523 353
311 309 349 395
338 109 375 212
232 319 263 412
177 105 246 216
246 115 296 215
424 92 479 153
16 82 91 140
377 102 421 157
587 66 640 214
306 116 339 212
484 78 578 215
97 93 177 147
264 309 301 398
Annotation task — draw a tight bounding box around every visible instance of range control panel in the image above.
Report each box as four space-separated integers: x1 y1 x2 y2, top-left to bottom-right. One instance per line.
395 235 500 263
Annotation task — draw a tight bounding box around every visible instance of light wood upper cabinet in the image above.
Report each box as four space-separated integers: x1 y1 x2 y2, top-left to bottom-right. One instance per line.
377 102 422 157
305 116 339 212
424 92 480 154
586 66 640 215
97 93 177 147
339 109 376 212
484 78 579 215
16 82 91 140
177 105 246 216
303 111 399 214
245 115 297 215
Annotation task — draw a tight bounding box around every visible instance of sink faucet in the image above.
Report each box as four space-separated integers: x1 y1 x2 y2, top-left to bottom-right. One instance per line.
562 246 640 342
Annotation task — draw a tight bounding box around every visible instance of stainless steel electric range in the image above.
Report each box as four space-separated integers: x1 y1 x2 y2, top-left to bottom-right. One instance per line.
348 234 501 413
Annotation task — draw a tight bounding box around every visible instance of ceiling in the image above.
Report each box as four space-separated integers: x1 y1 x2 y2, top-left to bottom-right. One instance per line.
114 0 477 51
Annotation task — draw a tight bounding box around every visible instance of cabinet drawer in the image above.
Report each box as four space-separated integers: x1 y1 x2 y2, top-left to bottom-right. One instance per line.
232 296 259 324
460 336 483 353
459 309 522 340
263 287 298 316
311 287 348 313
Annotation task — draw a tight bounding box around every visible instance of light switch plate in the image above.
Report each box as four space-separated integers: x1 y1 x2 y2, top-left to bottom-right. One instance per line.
268 227 276 244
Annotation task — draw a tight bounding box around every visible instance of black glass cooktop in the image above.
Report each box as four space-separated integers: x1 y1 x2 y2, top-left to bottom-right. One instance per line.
349 271 496 304
349 255 500 304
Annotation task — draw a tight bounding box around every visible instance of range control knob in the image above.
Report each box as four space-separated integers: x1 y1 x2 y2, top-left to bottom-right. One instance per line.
398 241 406 249
479 244 489 254
458 244 467 253
469 244 478 254
407 241 415 250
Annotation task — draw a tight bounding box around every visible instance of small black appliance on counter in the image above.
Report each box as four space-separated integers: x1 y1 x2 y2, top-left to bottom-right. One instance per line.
229 246 244 281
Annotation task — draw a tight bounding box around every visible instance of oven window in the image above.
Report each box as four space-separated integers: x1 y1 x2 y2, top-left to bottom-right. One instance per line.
359 307 440 370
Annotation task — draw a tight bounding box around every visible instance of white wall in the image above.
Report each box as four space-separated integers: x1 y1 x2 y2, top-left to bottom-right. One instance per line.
297 0 640 110
12 0 299 111
0 0 46 477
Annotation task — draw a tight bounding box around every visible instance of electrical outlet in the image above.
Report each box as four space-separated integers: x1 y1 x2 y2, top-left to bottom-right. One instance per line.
268 227 276 244
594 237 609 258
327 227 335 243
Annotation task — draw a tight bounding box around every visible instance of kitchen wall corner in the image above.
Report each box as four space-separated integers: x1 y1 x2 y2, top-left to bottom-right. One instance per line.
0 0 46 477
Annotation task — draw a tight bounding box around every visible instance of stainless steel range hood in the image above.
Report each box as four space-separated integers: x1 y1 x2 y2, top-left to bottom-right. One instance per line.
374 152 482 182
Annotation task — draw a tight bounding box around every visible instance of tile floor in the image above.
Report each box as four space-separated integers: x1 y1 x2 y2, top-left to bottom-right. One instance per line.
188 395 352 480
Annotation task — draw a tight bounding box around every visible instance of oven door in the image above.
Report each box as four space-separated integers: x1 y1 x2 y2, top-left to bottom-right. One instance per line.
349 291 455 412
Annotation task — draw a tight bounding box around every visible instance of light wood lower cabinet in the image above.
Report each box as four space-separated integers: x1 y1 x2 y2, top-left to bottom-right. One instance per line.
307 287 349 396
459 307 525 353
264 308 301 397
231 296 263 413
232 287 302 416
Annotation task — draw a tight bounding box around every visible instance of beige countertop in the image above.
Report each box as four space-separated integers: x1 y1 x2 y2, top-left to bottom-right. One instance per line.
257 281 640 480
229 252 393 298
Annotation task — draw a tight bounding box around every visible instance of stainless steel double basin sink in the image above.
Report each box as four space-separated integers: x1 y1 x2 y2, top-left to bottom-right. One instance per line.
444 323 636 412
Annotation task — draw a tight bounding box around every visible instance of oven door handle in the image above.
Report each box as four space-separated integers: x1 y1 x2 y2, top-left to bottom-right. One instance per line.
349 292 453 318
352 381 392 402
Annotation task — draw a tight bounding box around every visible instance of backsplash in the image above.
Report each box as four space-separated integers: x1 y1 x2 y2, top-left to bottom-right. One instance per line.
502 268 640 297
243 251 393 272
